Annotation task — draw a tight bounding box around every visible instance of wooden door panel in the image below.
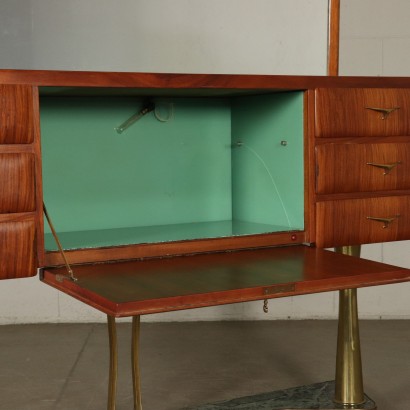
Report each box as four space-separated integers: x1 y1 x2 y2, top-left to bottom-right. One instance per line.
0 215 37 279
0 85 35 144
0 153 36 212
315 88 410 138
316 196 410 247
316 142 410 194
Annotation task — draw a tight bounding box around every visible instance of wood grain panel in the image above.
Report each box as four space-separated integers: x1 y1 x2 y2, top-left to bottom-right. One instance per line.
41 246 410 317
316 196 410 247
315 88 410 137
316 141 410 194
0 85 34 144
2 69 410 90
0 153 36 212
0 214 37 279
328 0 340 76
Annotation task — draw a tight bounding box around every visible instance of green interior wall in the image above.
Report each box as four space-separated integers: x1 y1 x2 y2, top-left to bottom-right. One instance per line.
40 92 304 250
231 92 304 230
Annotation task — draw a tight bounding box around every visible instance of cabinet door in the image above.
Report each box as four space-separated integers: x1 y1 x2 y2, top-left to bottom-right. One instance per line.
0 153 36 212
0 215 37 279
316 142 410 194
0 85 35 144
0 84 41 279
316 196 410 247
315 88 410 138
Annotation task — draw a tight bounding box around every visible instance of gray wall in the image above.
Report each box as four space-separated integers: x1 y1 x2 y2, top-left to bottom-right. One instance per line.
0 0 328 74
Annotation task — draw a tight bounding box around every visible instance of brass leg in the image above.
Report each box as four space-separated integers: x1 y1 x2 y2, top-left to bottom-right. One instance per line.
107 315 118 410
132 316 143 410
334 246 365 406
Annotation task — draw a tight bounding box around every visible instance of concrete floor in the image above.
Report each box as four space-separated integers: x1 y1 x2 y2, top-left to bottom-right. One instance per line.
0 321 409 410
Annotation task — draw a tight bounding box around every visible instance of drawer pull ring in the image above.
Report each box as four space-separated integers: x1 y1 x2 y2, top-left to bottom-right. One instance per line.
366 215 400 228
365 107 400 120
366 161 401 175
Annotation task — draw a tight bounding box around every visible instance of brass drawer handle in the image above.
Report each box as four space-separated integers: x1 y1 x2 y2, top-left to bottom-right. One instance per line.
365 106 400 120
366 215 400 228
366 161 401 175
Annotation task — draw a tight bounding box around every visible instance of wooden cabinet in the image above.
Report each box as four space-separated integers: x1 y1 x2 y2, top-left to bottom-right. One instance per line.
314 87 410 247
0 70 409 313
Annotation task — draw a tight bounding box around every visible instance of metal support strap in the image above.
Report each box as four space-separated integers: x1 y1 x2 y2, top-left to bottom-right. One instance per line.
43 203 77 282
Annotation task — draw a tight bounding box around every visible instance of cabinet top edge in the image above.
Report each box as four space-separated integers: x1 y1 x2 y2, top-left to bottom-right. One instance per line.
1 69 410 90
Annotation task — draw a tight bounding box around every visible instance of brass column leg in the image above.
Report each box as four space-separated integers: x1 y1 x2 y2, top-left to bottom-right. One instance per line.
132 316 143 410
107 315 118 410
334 246 365 406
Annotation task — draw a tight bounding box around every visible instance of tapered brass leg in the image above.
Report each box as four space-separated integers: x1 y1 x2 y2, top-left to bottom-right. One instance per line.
107 315 118 410
132 316 143 410
334 246 365 407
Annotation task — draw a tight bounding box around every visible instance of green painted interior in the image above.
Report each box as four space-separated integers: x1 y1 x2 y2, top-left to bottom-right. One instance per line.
232 93 304 230
41 92 304 251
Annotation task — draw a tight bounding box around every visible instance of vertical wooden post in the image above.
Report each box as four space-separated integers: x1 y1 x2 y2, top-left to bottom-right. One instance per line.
328 0 341 76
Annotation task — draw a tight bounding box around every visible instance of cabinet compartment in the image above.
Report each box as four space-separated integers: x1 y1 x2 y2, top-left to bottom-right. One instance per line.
316 196 410 247
0 215 37 279
316 141 410 194
0 85 35 144
315 88 410 138
40 92 304 253
0 153 36 213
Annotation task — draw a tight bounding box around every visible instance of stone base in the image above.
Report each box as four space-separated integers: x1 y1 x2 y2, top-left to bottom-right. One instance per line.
185 381 376 409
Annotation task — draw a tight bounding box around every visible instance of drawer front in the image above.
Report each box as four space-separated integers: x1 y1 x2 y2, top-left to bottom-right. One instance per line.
0 215 37 279
0 85 35 144
316 142 410 194
0 153 36 212
315 88 410 137
316 196 410 248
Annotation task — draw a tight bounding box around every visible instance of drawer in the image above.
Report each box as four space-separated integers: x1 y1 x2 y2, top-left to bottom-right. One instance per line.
0 85 35 144
316 142 410 194
316 196 410 248
0 153 36 212
0 215 37 279
315 88 410 137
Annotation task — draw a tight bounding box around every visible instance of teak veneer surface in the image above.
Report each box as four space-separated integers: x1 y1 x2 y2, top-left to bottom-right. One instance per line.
315 88 410 137
0 153 36 213
0 84 34 144
316 141 410 194
0 214 37 279
3 70 410 91
42 246 410 317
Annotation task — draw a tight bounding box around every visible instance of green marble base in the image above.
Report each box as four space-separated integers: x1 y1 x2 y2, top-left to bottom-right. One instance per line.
185 381 376 409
